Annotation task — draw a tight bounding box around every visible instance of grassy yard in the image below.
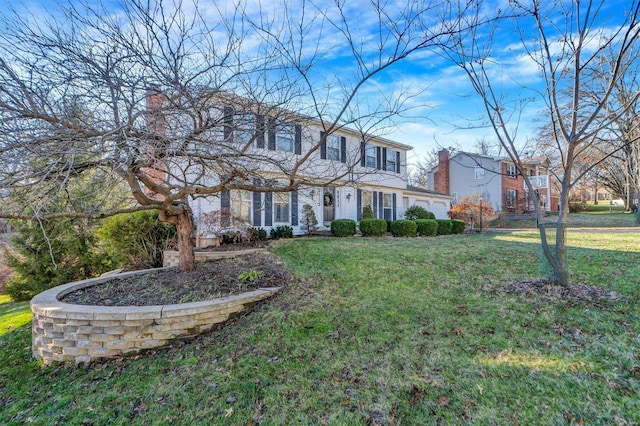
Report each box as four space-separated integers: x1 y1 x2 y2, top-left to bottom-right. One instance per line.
1 233 639 425
491 210 637 229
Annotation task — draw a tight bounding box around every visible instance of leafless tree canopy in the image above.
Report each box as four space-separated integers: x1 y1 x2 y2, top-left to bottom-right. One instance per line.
0 0 468 270
442 0 640 285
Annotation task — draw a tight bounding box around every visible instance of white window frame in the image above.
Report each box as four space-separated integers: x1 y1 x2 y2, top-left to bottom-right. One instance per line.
327 134 341 161
276 123 294 152
506 163 517 178
451 191 459 205
475 167 486 179
386 150 397 172
231 190 252 223
362 190 372 208
274 192 290 223
383 193 393 220
365 145 377 168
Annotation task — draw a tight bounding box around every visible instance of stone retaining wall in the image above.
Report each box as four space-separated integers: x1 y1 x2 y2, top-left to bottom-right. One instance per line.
163 249 266 267
31 267 280 364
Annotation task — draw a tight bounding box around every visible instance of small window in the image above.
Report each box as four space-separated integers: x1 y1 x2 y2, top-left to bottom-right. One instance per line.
362 190 372 208
475 167 486 179
366 145 377 168
276 124 294 152
451 192 459 204
506 163 517 178
506 189 517 208
327 135 341 161
386 150 397 172
231 190 252 223
274 192 290 222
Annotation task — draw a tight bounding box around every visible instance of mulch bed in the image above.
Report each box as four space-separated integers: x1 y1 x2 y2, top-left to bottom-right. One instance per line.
61 251 290 306
501 278 623 306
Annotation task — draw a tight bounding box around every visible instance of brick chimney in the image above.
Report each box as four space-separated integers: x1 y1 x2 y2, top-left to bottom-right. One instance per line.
146 87 166 135
433 149 450 195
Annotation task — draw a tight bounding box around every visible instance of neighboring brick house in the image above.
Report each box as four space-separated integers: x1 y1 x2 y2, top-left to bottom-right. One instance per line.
427 149 558 213
146 91 451 244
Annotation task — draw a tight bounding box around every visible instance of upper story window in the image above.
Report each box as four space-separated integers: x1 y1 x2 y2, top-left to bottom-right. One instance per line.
475 167 486 179
506 163 517 178
276 124 294 152
386 149 397 172
365 145 377 168
327 135 341 161
234 113 255 145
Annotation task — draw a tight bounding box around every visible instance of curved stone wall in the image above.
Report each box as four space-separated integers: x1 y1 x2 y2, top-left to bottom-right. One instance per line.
31 268 280 364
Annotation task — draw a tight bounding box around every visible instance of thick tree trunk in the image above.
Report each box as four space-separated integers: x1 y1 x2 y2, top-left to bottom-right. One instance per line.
159 202 196 272
175 208 196 272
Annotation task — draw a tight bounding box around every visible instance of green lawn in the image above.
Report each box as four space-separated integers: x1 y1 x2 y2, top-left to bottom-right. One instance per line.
491 211 637 228
1 233 639 425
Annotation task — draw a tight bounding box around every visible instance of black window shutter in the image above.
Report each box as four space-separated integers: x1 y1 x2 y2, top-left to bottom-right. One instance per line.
378 192 384 220
392 193 397 220
223 106 234 142
376 147 382 170
373 191 378 218
267 118 276 151
360 142 366 167
264 192 273 226
294 125 302 155
252 191 262 226
221 190 231 227
320 131 326 159
256 115 265 148
357 189 362 219
291 190 298 225
382 148 387 171
340 136 347 163
395 151 401 173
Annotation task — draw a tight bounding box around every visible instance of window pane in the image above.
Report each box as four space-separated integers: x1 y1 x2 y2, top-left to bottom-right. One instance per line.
274 192 290 222
231 190 251 223
235 114 255 144
277 124 294 152
383 193 392 208
386 150 396 172
327 135 340 160
366 145 377 168
362 191 372 207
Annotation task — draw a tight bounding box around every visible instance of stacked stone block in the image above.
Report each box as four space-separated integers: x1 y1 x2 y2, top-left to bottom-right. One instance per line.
31 269 281 364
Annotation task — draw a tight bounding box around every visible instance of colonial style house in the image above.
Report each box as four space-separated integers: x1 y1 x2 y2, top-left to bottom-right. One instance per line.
146 91 451 245
427 149 558 213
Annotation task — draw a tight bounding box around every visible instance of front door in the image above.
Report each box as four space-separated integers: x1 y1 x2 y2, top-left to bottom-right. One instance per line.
323 187 335 226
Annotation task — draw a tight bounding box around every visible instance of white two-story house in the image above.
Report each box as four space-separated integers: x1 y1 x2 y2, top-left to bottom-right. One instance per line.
146 91 450 244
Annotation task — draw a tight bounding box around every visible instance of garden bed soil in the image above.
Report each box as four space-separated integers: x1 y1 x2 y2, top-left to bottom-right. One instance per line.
501 278 623 306
61 251 289 306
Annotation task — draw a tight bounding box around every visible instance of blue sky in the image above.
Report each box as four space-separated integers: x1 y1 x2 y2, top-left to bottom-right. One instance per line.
7 0 636 165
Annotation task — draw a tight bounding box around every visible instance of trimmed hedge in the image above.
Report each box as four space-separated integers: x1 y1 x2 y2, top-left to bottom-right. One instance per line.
436 219 453 235
390 220 417 237
359 218 388 237
331 219 357 237
451 219 466 234
415 219 438 236
404 205 436 220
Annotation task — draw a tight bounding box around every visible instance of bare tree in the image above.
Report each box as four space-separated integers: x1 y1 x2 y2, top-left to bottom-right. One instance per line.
443 0 640 285
0 0 466 272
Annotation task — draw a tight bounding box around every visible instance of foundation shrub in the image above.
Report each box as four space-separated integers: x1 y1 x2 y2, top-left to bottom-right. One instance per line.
415 219 438 236
359 218 387 237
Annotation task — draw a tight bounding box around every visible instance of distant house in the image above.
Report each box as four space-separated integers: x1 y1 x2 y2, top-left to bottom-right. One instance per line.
146 91 451 245
427 149 558 213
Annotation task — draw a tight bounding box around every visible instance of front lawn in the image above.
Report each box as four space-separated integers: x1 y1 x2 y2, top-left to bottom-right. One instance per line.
1 233 638 424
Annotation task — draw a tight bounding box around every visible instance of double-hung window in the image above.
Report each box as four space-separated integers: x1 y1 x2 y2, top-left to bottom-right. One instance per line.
386 150 397 172
327 135 341 161
365 145 377 168
234 114 255 145
506 163 517 178
276 124 294 152
231 190 252 223
274 192 290 223
383 193 393 220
